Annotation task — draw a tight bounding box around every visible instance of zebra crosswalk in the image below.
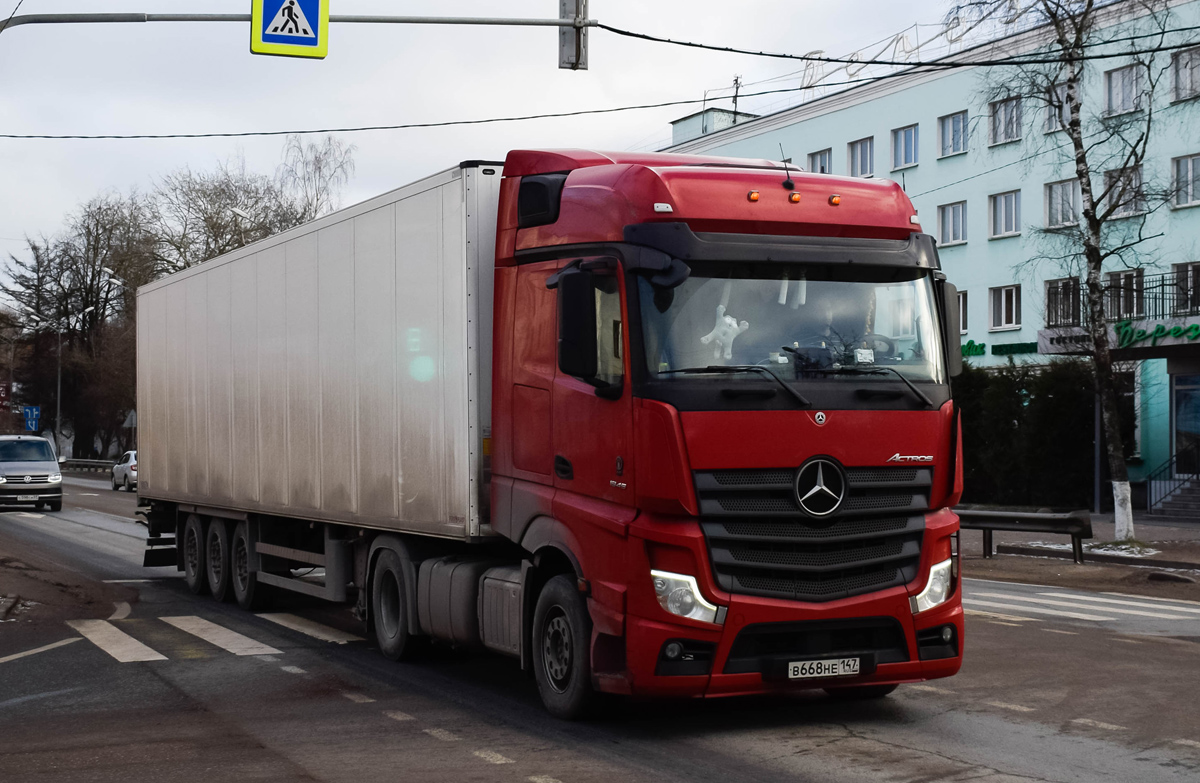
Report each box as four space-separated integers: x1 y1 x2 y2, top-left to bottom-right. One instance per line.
962 579 1200 635
65 612 360 663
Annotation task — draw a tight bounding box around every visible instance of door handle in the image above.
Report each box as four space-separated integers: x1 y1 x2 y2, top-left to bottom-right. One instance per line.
554 455 574 480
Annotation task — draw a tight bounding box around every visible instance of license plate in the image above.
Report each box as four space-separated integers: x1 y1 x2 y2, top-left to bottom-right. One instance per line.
788 657 861 679
16 495 38 502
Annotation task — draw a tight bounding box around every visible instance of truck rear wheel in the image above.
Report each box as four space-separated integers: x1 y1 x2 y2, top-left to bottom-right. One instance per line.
182 514 208 595
206 519 232 602
533 574 594 720
371 549 421 661
231 521 268 610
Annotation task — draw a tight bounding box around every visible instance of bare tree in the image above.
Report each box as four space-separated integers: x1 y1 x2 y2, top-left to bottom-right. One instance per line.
958 0 1182 539
277 134 357 219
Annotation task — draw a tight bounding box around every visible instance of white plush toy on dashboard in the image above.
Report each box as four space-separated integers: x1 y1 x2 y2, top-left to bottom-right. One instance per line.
700 305 750 360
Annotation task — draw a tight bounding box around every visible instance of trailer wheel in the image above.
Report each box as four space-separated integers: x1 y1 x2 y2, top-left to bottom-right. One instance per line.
182 514 208 595
206 519 233 602
231 521 268 610
532 574 594 720
824 684 898 700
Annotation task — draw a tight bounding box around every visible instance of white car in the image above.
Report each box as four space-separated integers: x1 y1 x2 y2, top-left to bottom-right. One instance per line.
112 450 137 491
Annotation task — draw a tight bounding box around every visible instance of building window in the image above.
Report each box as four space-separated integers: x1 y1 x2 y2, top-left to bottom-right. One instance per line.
938 201 967 245
989 190 1022 237
1105 166 1144 217
1175 46 1200 101
1045 83 1070 132
1045 179 1080 227
939 111 968 157
1174 154 1200 207
807 148 832 174
1172 262 1200 314
958 291 969 334
1107 269 1144 319
1045 277 1081 327
849 137 874 177
990 285 1021 329
989 97 1022 144
1105 65 1142 115
892 124 919 169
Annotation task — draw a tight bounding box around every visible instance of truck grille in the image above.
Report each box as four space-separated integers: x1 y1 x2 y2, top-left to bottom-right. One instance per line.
4 474 50 483
695 466 929 602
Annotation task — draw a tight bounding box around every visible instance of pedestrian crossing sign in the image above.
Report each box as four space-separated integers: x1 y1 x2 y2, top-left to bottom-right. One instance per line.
250 0 329 59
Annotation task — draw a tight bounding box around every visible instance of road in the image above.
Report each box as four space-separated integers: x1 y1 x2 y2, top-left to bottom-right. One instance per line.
1 475 1199 782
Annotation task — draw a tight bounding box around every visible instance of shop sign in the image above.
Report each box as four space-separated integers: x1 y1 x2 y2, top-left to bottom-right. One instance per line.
992 342 1038 356
961 340 986 357
1115 318 1200 349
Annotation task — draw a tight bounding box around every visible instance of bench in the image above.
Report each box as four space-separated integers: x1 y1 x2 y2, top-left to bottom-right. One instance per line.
954 508 1094 564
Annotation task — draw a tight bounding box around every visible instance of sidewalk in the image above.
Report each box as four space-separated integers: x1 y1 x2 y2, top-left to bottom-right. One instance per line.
958 510 1200 599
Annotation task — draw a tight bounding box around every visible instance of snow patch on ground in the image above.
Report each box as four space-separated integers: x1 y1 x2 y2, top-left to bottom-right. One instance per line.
1026 540 1161 557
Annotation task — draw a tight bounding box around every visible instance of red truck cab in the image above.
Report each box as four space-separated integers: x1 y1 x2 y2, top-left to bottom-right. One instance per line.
490 150 964 715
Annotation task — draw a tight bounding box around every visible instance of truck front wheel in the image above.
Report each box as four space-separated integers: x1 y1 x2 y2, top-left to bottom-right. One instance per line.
533 574 594 720
182 514 208 595
371 549 419 661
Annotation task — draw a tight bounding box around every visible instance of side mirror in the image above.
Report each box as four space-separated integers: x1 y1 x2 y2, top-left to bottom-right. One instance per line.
557 268 599 380
943 282 963 377
58 455 67 464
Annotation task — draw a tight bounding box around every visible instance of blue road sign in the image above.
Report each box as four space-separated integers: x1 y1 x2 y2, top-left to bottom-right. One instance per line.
22 405 39 421
24 419 37 431
251 0 329 59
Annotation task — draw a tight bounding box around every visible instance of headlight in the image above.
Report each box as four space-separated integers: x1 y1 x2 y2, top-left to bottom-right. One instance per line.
0 475 6 484
910 558 954 614
651 570 722 625
49 473 62 483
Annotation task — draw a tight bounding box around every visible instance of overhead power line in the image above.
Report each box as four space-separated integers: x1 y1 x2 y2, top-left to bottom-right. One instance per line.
598 22 1200 69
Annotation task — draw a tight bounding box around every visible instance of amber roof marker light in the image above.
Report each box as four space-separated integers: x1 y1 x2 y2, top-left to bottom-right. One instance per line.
748 190 760 202
789 192 802 203
829 195 842 206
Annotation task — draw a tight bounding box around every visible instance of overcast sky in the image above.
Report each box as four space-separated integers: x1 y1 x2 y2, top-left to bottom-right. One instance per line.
0 1 949 264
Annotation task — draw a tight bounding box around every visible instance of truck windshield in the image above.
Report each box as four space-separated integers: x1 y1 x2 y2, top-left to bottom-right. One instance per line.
638 262 945 386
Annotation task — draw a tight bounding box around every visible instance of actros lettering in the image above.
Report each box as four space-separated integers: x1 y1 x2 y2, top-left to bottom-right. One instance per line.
887 453 933 463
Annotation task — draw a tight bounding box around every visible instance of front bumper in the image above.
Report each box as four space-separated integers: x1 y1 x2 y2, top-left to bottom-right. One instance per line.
0 484 62 504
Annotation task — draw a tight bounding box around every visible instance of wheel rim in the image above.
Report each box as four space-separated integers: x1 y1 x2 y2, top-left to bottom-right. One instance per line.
185 526 200 578
379 570 401 639
542 609 572 693
233 536 249 592
208 532 222 585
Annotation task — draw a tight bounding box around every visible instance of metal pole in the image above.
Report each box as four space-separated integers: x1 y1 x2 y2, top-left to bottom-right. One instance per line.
0 13 599 35
1094 391 1102 514
56 327 62 456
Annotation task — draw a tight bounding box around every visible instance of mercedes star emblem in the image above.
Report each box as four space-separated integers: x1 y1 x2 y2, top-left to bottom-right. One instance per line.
815 411 827 425
794 458 846 517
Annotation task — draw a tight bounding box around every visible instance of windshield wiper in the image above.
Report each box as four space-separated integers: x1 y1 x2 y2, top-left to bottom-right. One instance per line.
804 365 934 408
658 365 811 408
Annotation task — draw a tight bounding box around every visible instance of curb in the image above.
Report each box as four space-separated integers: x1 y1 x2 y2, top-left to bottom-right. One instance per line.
995 544 1200 571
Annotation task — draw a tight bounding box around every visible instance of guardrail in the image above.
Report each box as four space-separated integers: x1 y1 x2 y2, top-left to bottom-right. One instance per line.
956 507 1093 564
61 459 116 473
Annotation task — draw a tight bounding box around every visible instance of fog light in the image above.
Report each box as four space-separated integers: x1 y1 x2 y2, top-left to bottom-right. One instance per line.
664 641 684 660
942 626 953 643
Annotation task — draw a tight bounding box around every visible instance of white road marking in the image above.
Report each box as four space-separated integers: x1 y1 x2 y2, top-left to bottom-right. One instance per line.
988 621 1021 627
962 598 1113 622
965 608 1040 622
986 701 1036 712
108 602 131 620
973 592 1187 620
423 728 460 742
1042 628 1078 635
1174 739 1200 749
160 616 281 656
385 711 415 722
529 777 564 783
908 684 955 694
0 637 81 665
281 665 306 674
1103 592 1200 607
258 655 280 662
257 613 364 644
473 750 515 765
78 493 99 496
1072 718 1127 731
1114 638 1141 644
16 512 44 519
341 691 375 704
1041 592 1200 615
67 619 167 662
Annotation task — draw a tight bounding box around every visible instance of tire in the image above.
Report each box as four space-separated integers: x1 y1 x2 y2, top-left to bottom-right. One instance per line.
123 476 132 492
182 514 209 595
206 519 233 602
824 684 899 700
46 499 62 513
532 574 595 720
231 521 268 610
371 548 421 661
112 473 120 491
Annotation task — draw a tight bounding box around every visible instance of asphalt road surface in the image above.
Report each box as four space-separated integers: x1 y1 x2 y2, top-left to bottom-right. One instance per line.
1 476 1199 782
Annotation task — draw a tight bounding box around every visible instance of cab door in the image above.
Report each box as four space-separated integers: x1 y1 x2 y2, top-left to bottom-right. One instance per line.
550 259 634 506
